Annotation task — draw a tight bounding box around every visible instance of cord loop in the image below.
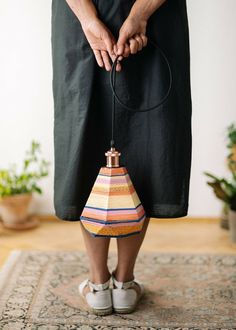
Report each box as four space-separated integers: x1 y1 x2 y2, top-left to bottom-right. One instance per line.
109 38 172 113
109 38 173 147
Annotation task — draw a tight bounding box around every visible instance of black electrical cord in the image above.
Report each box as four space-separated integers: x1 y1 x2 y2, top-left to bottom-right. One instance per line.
110 57 116 148
109 38 173 148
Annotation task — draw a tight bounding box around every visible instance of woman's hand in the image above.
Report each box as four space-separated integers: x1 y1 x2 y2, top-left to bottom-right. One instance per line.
81 18 122 71
114 0 167 60
66 0 165 71
114 16 148 58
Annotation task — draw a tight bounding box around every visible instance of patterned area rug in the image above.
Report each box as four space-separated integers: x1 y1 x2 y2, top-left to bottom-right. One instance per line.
0 250 236 330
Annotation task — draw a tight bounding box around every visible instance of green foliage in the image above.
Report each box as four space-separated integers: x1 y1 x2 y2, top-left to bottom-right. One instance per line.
226 123 236 178
204 122 236 211
0 140 50 199
226 123 236 149
203 171 236 210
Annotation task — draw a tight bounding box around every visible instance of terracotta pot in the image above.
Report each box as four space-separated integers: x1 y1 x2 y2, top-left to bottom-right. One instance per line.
228 208 236 243
0 193 39 229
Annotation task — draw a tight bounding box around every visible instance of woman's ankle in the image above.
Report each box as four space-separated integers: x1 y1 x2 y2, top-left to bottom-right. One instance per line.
112 268 134 283
89 268 111 284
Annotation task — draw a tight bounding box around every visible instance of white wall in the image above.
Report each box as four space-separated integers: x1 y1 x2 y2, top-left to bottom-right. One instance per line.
187 0 236 216
0 0 235 217
0 1 54 215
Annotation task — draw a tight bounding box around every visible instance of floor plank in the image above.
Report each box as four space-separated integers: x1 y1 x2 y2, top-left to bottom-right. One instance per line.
0 216 236 267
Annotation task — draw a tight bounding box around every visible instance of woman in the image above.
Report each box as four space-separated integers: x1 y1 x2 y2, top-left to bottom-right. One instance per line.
51 0 192 315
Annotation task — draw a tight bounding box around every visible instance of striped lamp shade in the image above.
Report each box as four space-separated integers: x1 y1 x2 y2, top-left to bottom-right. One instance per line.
80 166 146 238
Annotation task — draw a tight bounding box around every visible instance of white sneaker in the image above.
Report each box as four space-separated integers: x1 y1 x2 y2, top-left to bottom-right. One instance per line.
111 271 144 313
78 277 113 315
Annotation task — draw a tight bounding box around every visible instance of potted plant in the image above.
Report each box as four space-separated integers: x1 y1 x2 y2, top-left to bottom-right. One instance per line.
220 201 230 230
226 123 236 174
203 171 236 243
204 123 236 230
0 140 50 229
221 123 236 229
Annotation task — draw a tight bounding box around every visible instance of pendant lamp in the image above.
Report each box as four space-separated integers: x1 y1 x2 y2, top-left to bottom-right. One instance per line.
80 39 172 238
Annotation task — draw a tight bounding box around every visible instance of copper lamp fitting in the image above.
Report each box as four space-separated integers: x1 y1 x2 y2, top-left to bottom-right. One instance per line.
105 147 121 168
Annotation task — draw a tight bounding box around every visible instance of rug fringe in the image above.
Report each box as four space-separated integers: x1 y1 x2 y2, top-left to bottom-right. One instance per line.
0 249 23 293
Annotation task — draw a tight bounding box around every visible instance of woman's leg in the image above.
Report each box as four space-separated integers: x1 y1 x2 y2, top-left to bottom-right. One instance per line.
113 217 151 282
79 216 150 295
80 222 111 284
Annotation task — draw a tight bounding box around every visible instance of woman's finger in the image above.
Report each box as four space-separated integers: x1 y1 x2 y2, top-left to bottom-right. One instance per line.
111 45 122 71
122 43 130 57
109 51 117 64
116 30 127 55
134 34 143 51
115 60 122 72
113 44 118 56
129 38 139 54
103 34 116 59
140 33 148 47
93 49 104 68
101 50 112 71
103 34 120 71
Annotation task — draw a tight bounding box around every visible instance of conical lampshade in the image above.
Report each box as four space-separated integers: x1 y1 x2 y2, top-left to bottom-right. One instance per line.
80 148 146 238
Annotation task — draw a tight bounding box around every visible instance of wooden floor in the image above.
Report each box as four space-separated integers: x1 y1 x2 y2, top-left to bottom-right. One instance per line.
0 216 236 268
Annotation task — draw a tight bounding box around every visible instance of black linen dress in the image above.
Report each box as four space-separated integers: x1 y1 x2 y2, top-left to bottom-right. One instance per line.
51 0 192 221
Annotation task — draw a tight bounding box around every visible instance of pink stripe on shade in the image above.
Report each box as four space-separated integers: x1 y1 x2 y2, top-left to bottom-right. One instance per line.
96 177 131 185
84 204 144 215
81 216 145 228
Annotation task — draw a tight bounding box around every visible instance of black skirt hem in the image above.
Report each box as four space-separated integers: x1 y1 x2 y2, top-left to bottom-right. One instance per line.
54 205 189 222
